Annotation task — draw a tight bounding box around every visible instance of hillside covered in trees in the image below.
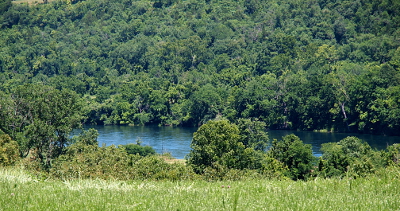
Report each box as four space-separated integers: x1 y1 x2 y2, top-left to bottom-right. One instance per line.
0 0 400 135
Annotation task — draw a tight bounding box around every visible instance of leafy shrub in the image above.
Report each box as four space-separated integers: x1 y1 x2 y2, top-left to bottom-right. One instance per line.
201 155 289 181
51 142 140 180
236 118 269 151
187 120 267 174
267 134 315 180
319 136 380 178
0 132 19 166
121 143 156 157
51 137 196 180
383 143 400 167
133 156 197 180
258 156 290 180
71 128 99 146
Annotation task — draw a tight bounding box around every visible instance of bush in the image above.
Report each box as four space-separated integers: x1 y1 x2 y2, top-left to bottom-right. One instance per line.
51 142 140 180
319 136 381 178
236 118 269 151
0 132 19 166
267 134 315 180
383 143 400 167
133 156 197 180
71 128 99 146
187 120 266 174
51 138 196 181
122 143 156 157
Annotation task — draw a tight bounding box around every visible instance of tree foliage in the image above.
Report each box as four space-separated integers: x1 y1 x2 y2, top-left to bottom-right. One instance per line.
267 134 315 180
187 119 287 180
51 141 195 180
319 136 381 177
122 143 156 157
0 0 399 135
0 84 84 168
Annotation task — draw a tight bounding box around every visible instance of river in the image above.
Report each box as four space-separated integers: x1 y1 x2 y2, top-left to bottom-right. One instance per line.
79 125 400 159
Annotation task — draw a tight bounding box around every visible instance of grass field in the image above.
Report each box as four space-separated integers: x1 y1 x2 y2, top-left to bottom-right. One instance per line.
1 167 400 210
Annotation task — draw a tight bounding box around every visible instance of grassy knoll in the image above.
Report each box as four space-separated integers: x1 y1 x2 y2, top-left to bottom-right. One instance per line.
1 167 399 211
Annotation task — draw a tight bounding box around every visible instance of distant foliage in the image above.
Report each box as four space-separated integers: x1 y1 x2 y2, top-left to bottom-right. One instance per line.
236 118 269 151
0 0 398 134
0 0 11 15
71 128 99 146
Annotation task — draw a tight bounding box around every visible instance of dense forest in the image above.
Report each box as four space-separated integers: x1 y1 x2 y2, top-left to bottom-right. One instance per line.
0 0 400 135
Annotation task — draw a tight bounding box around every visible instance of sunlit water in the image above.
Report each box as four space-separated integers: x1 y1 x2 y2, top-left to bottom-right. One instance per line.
76 125 400 159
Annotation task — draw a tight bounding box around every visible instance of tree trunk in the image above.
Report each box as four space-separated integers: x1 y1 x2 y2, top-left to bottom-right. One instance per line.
340 102 350 131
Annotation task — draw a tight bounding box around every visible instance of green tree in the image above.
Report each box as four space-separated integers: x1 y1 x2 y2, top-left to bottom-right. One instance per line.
236 118 269 151
0 84 84 168
267 134 315 180
0 0 11 15
187 120 263 174
71 128 99 146
189 84 224 125
319 136 379 178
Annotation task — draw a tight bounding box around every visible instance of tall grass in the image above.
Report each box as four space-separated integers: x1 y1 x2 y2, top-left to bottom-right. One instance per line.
1 167 399 210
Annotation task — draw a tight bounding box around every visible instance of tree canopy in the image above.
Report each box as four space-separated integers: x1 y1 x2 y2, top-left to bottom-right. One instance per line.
0 0 399 135
0 84 84 167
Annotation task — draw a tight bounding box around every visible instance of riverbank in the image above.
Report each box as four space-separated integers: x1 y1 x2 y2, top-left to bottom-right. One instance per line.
1 167 399 210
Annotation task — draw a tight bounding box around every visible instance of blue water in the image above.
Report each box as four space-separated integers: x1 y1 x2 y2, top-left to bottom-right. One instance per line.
76 125 400 159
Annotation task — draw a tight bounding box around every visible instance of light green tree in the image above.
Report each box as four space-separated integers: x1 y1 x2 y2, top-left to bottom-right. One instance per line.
187 120 268 174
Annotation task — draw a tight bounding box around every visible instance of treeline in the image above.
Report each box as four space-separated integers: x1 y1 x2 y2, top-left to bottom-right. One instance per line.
0 84 399 180
0 0 400 134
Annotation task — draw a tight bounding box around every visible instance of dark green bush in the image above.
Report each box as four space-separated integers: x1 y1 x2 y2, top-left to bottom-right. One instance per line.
267 134 315 180
71 128 99 146
121 143 156 157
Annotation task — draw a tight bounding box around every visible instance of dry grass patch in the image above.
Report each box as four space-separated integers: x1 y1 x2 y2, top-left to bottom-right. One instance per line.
12 0 56 5
160 155 186 165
